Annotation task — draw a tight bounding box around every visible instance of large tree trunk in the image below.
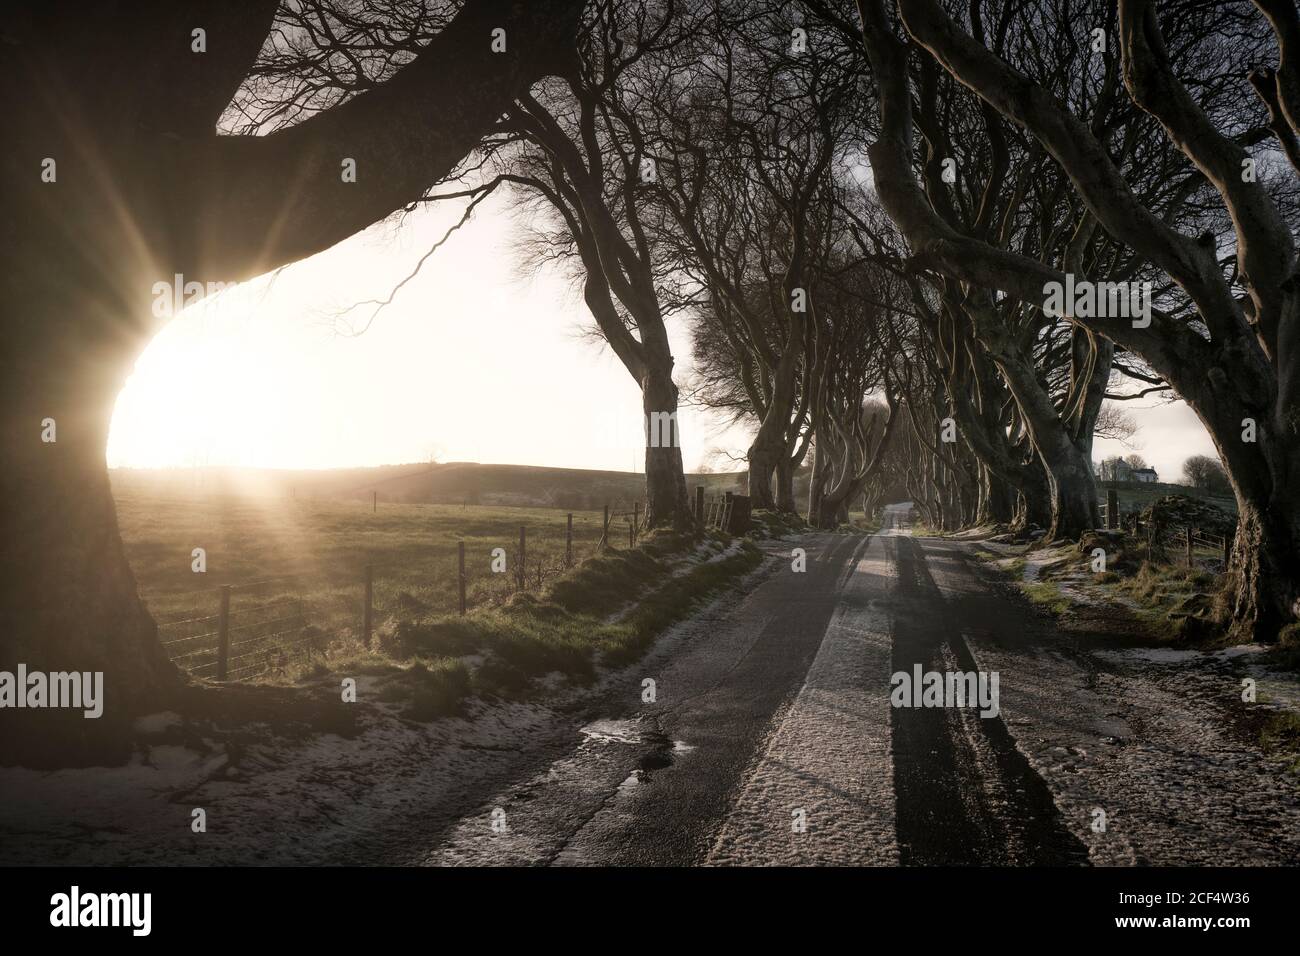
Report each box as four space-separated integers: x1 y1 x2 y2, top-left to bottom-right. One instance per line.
0 0 584 759
1212 403 1300 642
775 455 798 514
1225 500 1300 642
642 362 691 531
976 464 1017 525
1042 448 1100 540
985 347 1099 540
746 293 806 512
807 441 827 527
816 491 852 529
747 438 781 511
1 294 179 764
1015 460 1053 531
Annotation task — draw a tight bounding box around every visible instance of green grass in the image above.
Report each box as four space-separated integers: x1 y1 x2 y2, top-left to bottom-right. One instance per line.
747 509 810 539
115 489 764 709
1114 562 1219 630
1259 711 1300 772
355 534 763 702
1100 480 1237 516
114 492 611 632
1023 580 1072 615
114 492 615 680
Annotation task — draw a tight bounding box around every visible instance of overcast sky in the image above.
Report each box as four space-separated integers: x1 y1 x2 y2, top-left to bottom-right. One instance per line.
107 193 1219 483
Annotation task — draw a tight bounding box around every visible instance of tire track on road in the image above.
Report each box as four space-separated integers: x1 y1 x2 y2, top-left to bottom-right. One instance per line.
889 535 1089 866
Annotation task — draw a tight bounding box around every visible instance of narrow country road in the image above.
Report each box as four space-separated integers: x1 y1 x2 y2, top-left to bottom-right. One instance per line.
413 509 1300 866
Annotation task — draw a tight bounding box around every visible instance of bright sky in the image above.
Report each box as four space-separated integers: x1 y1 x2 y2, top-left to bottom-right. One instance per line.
107 194 1220 483
108 196 747 474
1092 399 1219 483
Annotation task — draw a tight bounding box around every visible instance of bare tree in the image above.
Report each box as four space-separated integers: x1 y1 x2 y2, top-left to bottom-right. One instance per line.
649 1 859 511
854 0 1300 640
1183 454 1231 494
1 0 583 751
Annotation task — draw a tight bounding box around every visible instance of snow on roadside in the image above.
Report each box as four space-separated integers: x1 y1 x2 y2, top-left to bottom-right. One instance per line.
0 693 568 866
974 539 1300 721
0 544 779 867
951 545 1300 865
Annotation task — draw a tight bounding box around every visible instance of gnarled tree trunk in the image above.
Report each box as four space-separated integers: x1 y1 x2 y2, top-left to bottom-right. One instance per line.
0 0 584 756
642 362 692 531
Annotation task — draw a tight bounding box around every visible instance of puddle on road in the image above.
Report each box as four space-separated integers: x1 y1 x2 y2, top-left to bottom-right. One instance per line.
579 718 648 745
640 751 673 771
579 717 695 790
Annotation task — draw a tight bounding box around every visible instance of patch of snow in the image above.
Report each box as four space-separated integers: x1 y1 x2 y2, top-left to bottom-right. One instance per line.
1095 647 1202 665
132 711 183 736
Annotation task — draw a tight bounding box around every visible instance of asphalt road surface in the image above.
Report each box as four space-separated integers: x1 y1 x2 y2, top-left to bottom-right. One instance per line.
416 507 1300 866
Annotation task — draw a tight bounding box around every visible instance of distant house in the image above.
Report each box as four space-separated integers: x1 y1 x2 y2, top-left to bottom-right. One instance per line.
1094 458 1160 483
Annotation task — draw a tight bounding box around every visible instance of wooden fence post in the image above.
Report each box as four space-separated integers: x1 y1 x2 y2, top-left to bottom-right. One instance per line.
695 485 704 527
565 513 573 568
1106 489 1118 530
632 501 640 546
372 490 377 513
216 586 232 680
517 526 526 590
458 541 466 616
602 503 610 550
363 564 373 646
1186 526 1194 569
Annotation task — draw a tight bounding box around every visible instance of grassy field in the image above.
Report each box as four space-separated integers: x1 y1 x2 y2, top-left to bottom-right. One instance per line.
116 492 611 622
114 493 612 674
113 489 764 704
1103 480 1237 515
110 461 751 509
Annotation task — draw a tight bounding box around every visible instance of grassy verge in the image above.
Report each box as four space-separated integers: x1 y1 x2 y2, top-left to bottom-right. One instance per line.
1259 711 1300 772
848 515 882 534
747 509 809 539
297 532 764 716
1113 563 1219 625
983 530 1236 643
1023 580 1072 615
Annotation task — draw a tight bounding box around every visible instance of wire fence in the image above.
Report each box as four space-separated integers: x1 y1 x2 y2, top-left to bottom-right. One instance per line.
1139 520 1233 571
1098 492 1233 572
154 504 640 682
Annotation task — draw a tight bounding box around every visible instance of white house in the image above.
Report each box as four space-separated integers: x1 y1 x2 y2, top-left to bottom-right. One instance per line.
1132 467 1158 483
